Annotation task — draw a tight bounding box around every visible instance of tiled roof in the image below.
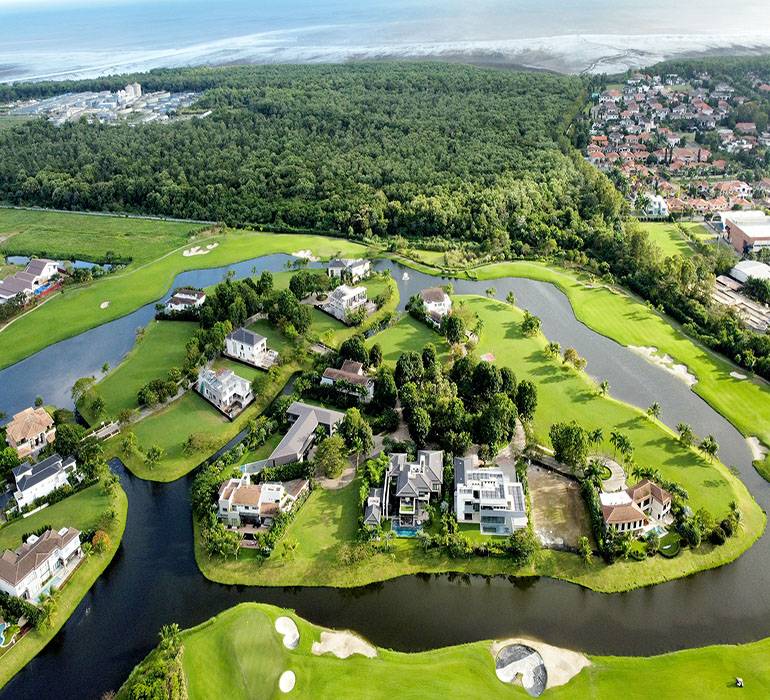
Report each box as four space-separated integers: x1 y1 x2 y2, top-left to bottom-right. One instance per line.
0 528 79 587
6 407 54 444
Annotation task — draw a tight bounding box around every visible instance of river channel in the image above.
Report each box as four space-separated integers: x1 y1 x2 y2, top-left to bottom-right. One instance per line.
0 254 768 699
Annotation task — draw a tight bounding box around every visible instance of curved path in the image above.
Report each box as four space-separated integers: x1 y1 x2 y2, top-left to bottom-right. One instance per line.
1 256 769 699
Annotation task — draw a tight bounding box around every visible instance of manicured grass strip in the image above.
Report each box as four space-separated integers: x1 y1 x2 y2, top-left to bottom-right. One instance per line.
638 222 697 258
0 230 368 370
121 602 770 700
80 320 198 424
0 208 200 266
0 483 127 689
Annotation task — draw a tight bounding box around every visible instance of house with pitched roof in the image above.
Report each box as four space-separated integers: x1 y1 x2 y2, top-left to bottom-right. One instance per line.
263 402 345 468
224 327 278 369
327 258 371 283
321 360 374 402
5 407 56 459
381 450 444 529
600 479 672 534
24 259 59 286
363 487 383 528
0 528 82 601
164 287 206 313
12 453 76 509
196 367 254 418
323 284 369 322
420 287 452 328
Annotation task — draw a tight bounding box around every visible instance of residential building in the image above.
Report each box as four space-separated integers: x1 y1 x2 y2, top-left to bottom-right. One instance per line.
323 284 368 321
0 275 34 304
642 193 669 218
217 474 309 528
420 287 452 327
164 288 206 313
453 457 527 536
327 258 371 282
381 450 444 529
0 258 60 304
12 453 76 509
196 367 254 418
721 210 770 253
363 487 383 528
600 478 672 533
321 360 374 402
5 407 56 459
224 327 278 369
0 528 82 602
259 402 345 468
24 259 59 286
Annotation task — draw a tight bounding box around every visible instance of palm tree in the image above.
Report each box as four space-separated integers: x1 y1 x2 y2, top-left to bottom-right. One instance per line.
506 291 516 305
676 422 694 447
699 434 719 461
588 428 604 448
486 287 496 297
616 434 633 463
609 431 622 459
599 380 610 396
584 461 604 488
646 402 661 420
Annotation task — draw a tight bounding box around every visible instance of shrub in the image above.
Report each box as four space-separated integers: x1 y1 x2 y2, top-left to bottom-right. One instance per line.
709 525 726 546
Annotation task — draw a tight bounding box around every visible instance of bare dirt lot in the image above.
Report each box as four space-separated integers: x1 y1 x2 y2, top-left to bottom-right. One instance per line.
528 465 592 548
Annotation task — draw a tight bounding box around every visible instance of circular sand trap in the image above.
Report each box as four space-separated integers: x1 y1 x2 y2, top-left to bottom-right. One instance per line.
481 352 496 362
275 616 300 649
100 301 110 309
730 371 747 380
496 644 547 697
278 670 296 693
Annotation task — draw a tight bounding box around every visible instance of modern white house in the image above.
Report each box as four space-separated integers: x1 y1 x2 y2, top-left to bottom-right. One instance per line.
381 450 444 530
12 454 76 510
217 474 310 528
323 284 369 322
224 327 278 369
196 367 254 418
641 192 669 218
0 528 82 602
164 287 206 313
24 259 60 286
0 258 60 304
453 457 528 536
420 287 452 327
321 360 374 402
327 258 371 282
600 479 672 534
5 407 56 459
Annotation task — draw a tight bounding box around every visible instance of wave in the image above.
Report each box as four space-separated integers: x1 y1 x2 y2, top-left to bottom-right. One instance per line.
4 29 770 82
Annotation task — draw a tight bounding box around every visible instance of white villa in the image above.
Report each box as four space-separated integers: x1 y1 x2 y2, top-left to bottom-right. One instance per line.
420 287 452 327
641 193 669 218
381 450 444 529
327 258 371 282
224 327 278 369
24 259 59 286
5 407 56 459
321 360 374 402
196 367 254 418
0 528 82 602
12 453 76 510
453 457 527 536
600 479 672 534
164 287 206 313
217 474 310 528
323 284 369 322
0 258 59 304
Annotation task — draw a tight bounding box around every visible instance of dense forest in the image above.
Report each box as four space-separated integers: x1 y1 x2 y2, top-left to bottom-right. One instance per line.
0 63 624 253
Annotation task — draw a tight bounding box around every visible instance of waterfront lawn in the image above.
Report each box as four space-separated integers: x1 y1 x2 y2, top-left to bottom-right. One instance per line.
0 208 201 265
196 296 763 592
0 229 369 370
639 222 696 258
80 320 198 425
469 260 770 451
0 482 128 689
120 602 770 700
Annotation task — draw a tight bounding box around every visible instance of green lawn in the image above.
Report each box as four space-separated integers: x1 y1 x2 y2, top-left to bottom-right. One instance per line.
680 221 717 243
119 602 770 700
0 482 127 689
197 301 763 592
0 208 203 265
365 314 448 366
0 229 369 370
639 222 697 258
80 320 197 424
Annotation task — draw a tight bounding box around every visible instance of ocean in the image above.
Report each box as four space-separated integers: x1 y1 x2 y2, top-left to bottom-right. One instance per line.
0 0 769 82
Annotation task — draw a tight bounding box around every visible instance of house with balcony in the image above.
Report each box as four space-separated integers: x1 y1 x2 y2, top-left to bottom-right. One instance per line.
453 457 528 536
600 478 672 534
381 450 443 531
322 284 369 322
164 287 206 313
217 474 310 529
196 367 254 418
12 453 76 510
327 258 371 283
0 527 82 602
321 360 374 402
224 327 278 369
5 407 56 459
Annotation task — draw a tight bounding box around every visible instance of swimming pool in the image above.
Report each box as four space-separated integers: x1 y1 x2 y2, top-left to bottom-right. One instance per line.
392 525 421 538
649 525 667 537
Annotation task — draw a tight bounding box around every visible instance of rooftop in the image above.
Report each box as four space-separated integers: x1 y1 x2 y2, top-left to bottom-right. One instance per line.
0 527 80 587
6 407 54 444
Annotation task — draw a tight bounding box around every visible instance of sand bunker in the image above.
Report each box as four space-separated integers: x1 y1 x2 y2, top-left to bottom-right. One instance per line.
278 670 296 693
100 301 110 309
629 346 697 386
292 250 319 262
275 616 300 649
481 353 496 362
311 630 377 659
182 243 219 257
205 242 219 250
747 437 769 462
730 371 747 380
491 638 589 691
